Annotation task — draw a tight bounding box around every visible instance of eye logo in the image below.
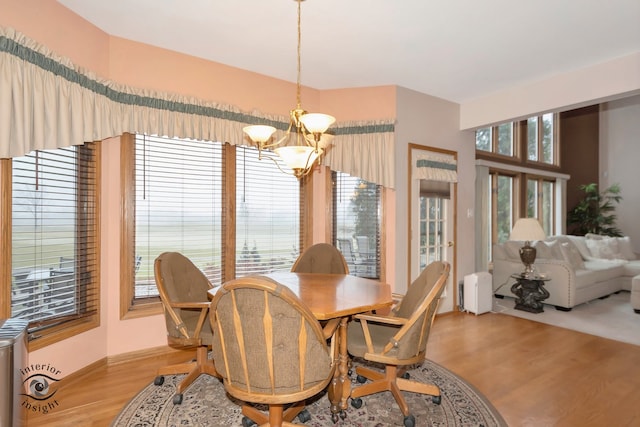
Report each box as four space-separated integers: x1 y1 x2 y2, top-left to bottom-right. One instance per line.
22 373 59 401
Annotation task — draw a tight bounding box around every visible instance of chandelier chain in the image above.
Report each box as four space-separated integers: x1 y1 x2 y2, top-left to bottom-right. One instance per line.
296 0 302 108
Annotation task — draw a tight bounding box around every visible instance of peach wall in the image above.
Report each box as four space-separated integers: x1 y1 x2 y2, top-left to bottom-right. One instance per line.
460 52 640 130
1 0 110 76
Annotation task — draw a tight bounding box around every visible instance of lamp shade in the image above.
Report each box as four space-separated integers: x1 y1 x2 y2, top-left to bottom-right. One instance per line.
274 146 321 171
299 113 335 134
243 125 276 143
509 218 546 242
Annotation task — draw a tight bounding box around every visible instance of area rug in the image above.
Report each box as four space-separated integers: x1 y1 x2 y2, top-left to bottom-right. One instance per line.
112 359 507 426
493 290 640 346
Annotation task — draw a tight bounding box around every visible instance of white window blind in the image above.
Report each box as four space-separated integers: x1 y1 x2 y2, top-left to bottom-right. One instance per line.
235 147 300 276
11 145 98 336
332 172 381 279
134 135 223 298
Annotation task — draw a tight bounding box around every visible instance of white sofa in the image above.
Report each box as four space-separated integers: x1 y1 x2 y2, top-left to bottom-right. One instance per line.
492 234 640 311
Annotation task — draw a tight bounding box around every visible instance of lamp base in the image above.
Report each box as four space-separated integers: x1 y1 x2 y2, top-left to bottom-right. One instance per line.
519 242 537 278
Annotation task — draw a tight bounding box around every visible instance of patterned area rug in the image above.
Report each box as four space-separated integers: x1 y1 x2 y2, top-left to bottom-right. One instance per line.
112 359 506 426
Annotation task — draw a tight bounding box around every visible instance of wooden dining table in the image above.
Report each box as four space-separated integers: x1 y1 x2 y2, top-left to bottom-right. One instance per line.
260 271 393 419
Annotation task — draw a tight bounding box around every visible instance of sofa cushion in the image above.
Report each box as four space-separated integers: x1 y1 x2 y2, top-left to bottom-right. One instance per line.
560 242 585 270
622 260 640 277
566 235 592 260
493 244 508 260
577 260 625 288
535 241 558 259
617 236 637 261
503 241 522 260
585 236 624 260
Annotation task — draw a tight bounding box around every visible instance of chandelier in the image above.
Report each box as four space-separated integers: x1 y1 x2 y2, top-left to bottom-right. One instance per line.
242 0 335 179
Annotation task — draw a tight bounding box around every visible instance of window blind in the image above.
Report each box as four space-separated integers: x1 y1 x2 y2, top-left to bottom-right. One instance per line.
11 144 98 336
332 172 381 279
235 147 300 276
134 134 223 298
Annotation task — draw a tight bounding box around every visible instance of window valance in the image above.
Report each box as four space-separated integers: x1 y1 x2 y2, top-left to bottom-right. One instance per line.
412 152 458 183
0 26 396 188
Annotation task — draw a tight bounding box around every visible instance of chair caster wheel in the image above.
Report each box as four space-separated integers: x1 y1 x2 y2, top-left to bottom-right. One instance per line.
331 413 339 423
356 374 367 383
351 397 363 409
297 409 311 423
404 414 416 427
340 410 347 420
153 375 164 386
402 372 410 379
242 416 257 427
432 394 442 405
172 394 183 405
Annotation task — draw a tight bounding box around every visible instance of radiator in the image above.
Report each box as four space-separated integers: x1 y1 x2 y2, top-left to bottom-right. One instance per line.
462 272 493 315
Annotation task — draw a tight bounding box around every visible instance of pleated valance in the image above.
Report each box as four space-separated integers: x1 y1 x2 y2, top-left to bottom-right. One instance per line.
412 152 458 182
0 26 396 188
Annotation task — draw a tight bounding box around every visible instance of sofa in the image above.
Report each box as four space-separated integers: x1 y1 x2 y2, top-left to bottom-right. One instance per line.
492 234 640 311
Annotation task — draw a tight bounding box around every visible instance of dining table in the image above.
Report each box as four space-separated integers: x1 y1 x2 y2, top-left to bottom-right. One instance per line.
258 271 393 420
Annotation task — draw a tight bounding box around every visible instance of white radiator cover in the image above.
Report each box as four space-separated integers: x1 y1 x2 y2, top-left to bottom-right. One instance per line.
463 272 493 315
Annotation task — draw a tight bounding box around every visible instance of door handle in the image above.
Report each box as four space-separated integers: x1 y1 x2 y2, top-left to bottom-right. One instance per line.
447 241 454 247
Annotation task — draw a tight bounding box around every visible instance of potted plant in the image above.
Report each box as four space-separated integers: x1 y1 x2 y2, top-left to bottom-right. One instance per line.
567 183 623 236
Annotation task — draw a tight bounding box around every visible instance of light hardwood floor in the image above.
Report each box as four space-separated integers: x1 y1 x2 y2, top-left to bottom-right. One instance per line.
27 311 640 426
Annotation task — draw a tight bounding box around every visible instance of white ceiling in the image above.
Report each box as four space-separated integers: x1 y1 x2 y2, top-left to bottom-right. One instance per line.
57 0 640 104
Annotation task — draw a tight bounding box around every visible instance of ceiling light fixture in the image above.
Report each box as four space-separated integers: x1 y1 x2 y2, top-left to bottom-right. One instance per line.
242 0 335 179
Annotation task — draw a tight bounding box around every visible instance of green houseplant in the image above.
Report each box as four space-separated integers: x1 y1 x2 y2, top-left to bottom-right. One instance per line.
567 183 623 237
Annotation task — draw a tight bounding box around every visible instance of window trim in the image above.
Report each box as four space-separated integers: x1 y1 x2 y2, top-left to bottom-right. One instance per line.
120 133 162 319
1 144 102 351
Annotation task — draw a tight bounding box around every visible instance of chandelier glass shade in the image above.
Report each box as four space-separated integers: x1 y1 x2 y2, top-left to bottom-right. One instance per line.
242 0 335 179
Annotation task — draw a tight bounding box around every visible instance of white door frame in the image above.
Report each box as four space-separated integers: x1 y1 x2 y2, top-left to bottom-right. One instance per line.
408 143 458 313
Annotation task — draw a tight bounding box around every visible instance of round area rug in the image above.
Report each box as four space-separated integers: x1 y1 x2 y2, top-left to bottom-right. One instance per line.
112 359 506 426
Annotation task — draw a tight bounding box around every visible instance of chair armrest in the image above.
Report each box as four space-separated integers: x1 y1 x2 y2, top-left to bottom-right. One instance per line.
354 313 407 326
322 318 341 340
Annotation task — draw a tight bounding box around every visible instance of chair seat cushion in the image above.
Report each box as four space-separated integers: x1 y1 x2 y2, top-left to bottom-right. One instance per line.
347 320 401 359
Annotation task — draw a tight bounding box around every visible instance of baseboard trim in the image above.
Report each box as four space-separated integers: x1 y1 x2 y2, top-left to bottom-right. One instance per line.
56 346 191 390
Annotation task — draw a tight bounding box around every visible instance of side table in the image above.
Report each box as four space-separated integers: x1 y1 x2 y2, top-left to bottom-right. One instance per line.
510 274 550 313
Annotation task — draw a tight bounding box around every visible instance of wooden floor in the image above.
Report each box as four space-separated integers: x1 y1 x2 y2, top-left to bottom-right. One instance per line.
27 311 640 426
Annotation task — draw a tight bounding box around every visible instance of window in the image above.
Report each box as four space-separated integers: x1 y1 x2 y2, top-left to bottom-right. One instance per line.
131 134 223 303
527 113 556 164
332 172 381 278
4 144 99 348
121 134 303 316
476 114 561 267
491 172 516 245
419 196 446 271
527 177 555 236
235 146 300 276
475 123 515 157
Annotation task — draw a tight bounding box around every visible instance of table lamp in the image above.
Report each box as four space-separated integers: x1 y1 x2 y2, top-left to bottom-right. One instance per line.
509 218 547 277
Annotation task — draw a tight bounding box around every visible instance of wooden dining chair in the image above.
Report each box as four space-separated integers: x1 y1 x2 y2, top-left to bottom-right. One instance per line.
153 252 220 404
346 261 451 427
210 275 339 427
291 243 349 274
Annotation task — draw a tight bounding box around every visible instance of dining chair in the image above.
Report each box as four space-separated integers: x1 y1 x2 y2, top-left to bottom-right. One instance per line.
210 275 339 427
346 261 451 427
291 243 349 274
153 251 220 404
